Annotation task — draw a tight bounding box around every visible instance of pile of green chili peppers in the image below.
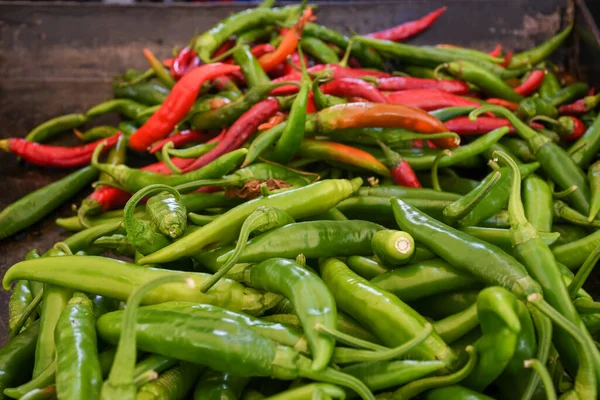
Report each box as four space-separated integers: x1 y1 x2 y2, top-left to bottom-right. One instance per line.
2 1 600 399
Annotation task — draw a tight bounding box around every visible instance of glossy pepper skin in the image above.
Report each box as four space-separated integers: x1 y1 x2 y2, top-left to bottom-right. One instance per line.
0 321 40 394
25 113 87 143
137 363 203 400
192 370 249 400
145 186 187 239
54 292 102 400
319 257 459 369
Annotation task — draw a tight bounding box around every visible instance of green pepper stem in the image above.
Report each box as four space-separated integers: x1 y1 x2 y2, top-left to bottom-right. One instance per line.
444 170 502 223
548 181 578 199
161 142 182 174
52 242 73 255
298 357 375 400
524 359 557 400
123 184 179 242
339 36 356 69
493 150 528 226
568 245 600 299
102 275 194 400
315 324 387 351
431 150 452 192
8 289 43 341
574 298 600 314
521 305 553 400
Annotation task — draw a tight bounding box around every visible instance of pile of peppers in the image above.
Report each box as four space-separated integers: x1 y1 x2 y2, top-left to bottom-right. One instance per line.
2 1 600 399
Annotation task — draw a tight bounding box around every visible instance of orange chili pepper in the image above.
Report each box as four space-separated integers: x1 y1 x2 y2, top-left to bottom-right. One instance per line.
486 98 519 111
258 112 286 131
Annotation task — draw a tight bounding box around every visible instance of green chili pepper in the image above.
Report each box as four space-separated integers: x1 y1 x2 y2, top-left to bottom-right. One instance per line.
371 258 481 302
145 185 187 239
440 60 523 102
549 82 589 107
18 385 56 400
417 172 480 195
200 206 295 292
517 97 558 119
423 385 495 400
193 370 249 400
553 199 600 228
588 160 600 221
509 25 572 69
569 112 600 169
0 166 98 240
303 23 384 69
263 383 345 400
523 174 554 232
471 106 591 215
73 125 121 142
139 178 362 265
54 292 102 400
357 185 460 201
25 113 88 142
0 321 39 395
390 345 477 399
320 258 459 368
194 6 300 62
371 230 415 266
411 290 480 320
3 255 282 316
113 81 169 106
8 250 39 336
312 76 346 110
242 258 337 372
234 44 270 88
552 224 588 247
459 226 559 251
500 137 537 163
301 37 340 64
346 256 388 280
165 142 217 159
433 303 479 345
495 150 600 383
91 145 246 193
86 99 147 120
137 363 203 400
539 70 561 100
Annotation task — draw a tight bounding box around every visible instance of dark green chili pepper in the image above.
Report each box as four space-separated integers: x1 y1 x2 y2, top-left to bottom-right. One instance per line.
301 207 348 222
553 199 600 228
539 70 561 100
569 112 600 169
145 186 186 239
0 166 98 240
137 363 203 400
433 303 479 345
500 137 537 163
0 321 39 394
588 159 600 221
553 228 600 270
113 81 169 106
357 185 460 201
94 234 136 257
552 224 588 247
54 292 102 400
91 145 246 193
509 25 572 69
303 23 385 69
74 125 121 142
517 97 558 119
417 172 480 195
25 113 87 142
440 60 523 102
301 37 340 64
429 106 477 122
193 370 249 400
242 258 337 372
194 6 300 62
346 256 388 280
86 99 147 120
371 230 415 266
199 206 295 292
410 290 479 321
496 150 599 383
320 258 459 368
523 174 553 232
8 250 39 335
234 44 270 88
423 385 495 400
243 390 266 400
371 258 481 302
549 82 589 107
471 106 591 215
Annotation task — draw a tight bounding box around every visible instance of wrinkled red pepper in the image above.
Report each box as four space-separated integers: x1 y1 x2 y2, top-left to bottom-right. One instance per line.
366 7 447 41
376 76 470 95
386 89 480 111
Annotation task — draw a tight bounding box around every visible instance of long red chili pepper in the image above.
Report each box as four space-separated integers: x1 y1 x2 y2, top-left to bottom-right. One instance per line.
444 116 543 135
129 63 241 151
513 70 545 96
366 7 447 41
488 43 503 58
376 76 470 94
378 140 421 187
320 78 387 103
386 89 480 111
0 134 121 168
485 98 519 111
258 8 314 73
148 130 210 154
306 92 317 114
181 97 280 172
171 47 201 80
558 94 600 115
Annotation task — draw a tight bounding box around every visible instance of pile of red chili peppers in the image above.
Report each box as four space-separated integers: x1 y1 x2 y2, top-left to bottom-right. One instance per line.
1 2 600 400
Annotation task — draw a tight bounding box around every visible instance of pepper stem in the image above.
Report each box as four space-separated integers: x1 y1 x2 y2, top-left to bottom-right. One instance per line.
444 170 502 223
568 244 600 299
521 305 553 400
470 105 537 142
0 139 10 152
123 184 179 240
52 242 73 255
432 63 449 80
101 275 194 400
574 298 600 313
339 36 356 69
431 150 452 192
493 150 528 226
161 142 182 174
8 289 43 340
524 359 557 400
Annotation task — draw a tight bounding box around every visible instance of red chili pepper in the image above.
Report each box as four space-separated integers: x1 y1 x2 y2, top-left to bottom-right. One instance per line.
501 51 513 68
386 89 480 111
306 92 318 114
0 134 121 168
258 112 286 131
444 116 543 135
148 130 210 154
320 78 388 103
163 58 174 68
513 70 545 96
258 8 314 73
558 94 600 115
271 64 391 95
485 98 519 111
283 52 308 76
412 140 437 149
171 47 201 80
366 7 447 41
250 43 276 59
213 39 236 58
488 44 503 58
378 140 421 187
560 116 586 140
129 63 241 152
182 97 280 172
348 57 362 69
376 76 470 95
